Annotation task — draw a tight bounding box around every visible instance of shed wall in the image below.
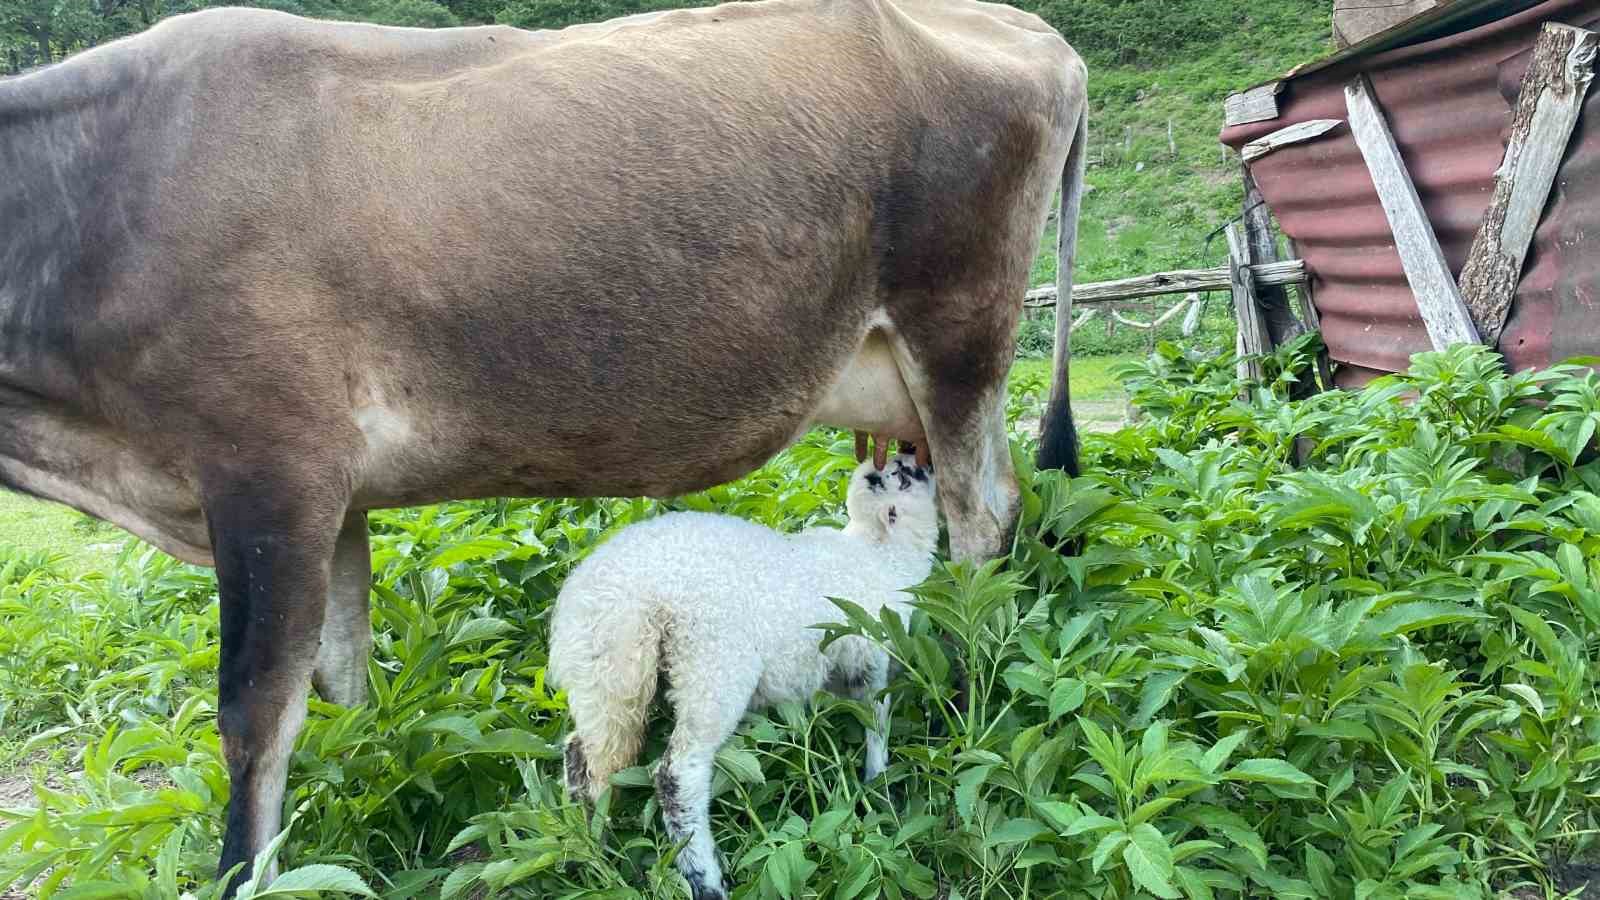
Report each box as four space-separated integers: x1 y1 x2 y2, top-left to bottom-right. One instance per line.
1220 0 1600 387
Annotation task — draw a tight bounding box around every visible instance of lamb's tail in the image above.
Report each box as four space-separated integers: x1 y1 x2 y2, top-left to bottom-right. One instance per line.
549 586 662 804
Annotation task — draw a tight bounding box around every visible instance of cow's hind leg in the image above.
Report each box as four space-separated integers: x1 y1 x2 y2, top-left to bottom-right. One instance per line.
312 512 371 706
208 474 348 896
887 304 1022 562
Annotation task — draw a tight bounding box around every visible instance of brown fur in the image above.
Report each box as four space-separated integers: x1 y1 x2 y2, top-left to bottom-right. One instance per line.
0 1 1086 891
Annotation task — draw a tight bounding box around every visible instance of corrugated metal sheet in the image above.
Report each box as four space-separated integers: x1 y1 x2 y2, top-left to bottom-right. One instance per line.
1220 0 1600 387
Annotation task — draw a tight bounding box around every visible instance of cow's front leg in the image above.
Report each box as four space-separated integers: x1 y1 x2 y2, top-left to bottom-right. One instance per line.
206 476 346 896
312 512 371 706
886 323 1020 562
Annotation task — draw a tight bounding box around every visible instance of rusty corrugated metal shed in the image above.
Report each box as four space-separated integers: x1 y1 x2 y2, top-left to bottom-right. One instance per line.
1219 0 1600 387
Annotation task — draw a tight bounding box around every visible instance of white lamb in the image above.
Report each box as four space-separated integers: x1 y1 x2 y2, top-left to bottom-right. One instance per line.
548 451 938 900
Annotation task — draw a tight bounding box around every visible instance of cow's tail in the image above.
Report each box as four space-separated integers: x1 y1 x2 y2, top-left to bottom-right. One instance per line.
1036 105 1088 477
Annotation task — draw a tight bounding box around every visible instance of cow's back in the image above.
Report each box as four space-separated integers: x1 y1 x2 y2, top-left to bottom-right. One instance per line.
0 0 1082 560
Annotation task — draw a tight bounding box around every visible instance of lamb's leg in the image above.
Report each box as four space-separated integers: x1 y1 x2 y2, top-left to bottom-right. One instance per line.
656 746 724 900
845 654 892 782
656 670 757 900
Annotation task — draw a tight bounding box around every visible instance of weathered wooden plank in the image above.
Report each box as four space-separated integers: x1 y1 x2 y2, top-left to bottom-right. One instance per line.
1227 222 1271 385
1242 166 1303 350
1023 259 1305 307
1344 73 1480 348
1333 0 1439 49
1460 23 1598 346
1242 118 1343 162
1225 81 1282 127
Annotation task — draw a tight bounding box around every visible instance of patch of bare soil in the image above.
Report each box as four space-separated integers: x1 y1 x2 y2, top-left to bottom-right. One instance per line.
1017 399 1133 438
1505 860 1600 898
0 752 63 809
0 757 59 899
0 757 175 898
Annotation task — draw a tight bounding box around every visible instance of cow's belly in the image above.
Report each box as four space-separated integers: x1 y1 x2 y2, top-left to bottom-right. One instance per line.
809 330 925 444
0 407 212 565
345 323 927 509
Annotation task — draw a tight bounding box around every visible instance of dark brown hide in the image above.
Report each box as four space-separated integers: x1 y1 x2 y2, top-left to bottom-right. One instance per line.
0 0 1086 891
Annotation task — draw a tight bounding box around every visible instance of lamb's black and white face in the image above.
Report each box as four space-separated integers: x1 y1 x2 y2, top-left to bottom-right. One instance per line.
847 451 937 535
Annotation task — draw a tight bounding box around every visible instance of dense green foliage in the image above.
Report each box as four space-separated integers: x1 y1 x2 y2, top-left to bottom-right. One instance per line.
5 341 1600 898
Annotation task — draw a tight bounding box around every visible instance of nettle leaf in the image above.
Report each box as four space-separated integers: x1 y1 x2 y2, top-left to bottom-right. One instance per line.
1123 824 1180 899
715 745 765 786
894 814 940 848
438 864 490 900
1003 665 1050 699
1361 602 1485 638
1503 683 1546 719
985 818 1050 848
1224 758 1318 788
835 849 876 900
1326 766 1356 803
1175 866 1217 900
1032 800 1083 832
1064 814 1121 837
447 617 513 648
1305 844 1338 897
428 538 518 569
955 765 994 823
251 864 377 897
1134 671 1186 727
1178 806 1267 869
809 809 852 844
1129 796 1184 826
1201 730 1250 774
1091 831 1130 874
1050 677 1088 719
764 840 817 900
1300 719 1378 744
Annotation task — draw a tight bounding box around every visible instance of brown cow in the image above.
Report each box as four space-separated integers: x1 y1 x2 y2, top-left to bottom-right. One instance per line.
0 0 1087 892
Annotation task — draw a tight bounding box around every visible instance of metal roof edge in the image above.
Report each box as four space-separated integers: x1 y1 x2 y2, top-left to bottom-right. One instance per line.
1226 0 1545 97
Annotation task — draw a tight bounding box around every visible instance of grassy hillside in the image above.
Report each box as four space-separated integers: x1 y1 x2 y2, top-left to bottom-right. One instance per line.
1022 0 1333 358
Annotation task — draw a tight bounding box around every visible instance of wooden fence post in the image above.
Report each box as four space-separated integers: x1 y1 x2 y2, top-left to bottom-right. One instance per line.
1226 223 1272 386
1023 259 1306 307
1285 237 1335 391
1242 167 1304 348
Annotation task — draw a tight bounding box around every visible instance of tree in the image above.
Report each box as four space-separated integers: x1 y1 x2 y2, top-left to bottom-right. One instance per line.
494 0 712 31
0 0 103 68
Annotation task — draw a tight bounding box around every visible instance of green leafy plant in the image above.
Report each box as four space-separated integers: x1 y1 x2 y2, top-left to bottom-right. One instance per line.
7 341 1600 898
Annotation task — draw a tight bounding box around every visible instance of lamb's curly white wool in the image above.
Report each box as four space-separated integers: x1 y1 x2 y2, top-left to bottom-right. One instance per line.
548 451 938 900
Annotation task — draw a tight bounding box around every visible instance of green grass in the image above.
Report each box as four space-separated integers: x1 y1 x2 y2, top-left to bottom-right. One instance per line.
1011 354 1127 405
0 491 124 573
1018 0 1333 365
1025 0 1333 289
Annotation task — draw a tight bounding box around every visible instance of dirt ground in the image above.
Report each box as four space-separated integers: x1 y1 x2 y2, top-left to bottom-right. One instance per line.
0 756 60 899
1018 398 1132 438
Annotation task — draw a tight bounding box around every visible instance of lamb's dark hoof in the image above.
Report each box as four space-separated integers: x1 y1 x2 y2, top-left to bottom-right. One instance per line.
687 874 727 900
563 735 590 799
